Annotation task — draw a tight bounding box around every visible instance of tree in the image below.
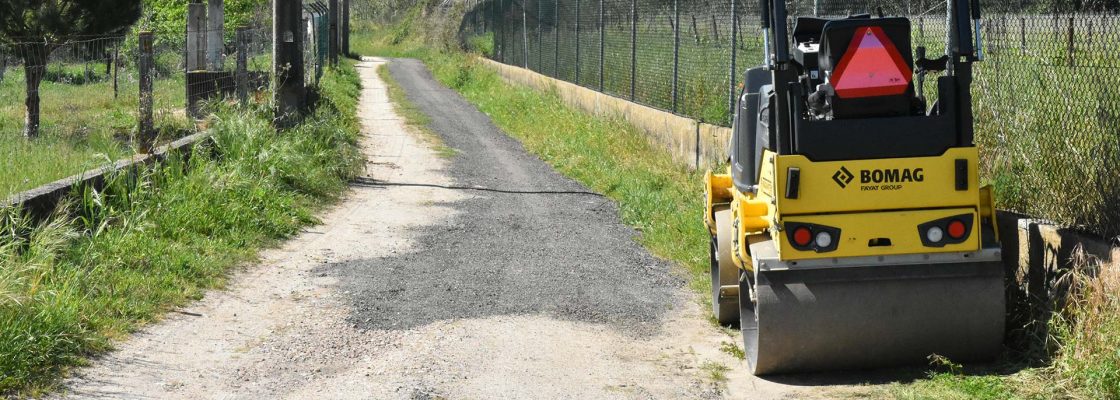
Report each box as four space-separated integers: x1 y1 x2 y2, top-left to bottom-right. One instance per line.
0 0 142 138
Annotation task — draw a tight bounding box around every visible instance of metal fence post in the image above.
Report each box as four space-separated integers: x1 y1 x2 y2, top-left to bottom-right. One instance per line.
236 26 250 104
599 0 604 92
630 0 637 101
672 0 680 113
138 31 155 150
728 0 737 124
575 0 581 84
538 0 543 69
329 0 339 65
523 4 530 68
1067 17 1075 67
555 0 560 77
275 0 306 127
497 0 503 62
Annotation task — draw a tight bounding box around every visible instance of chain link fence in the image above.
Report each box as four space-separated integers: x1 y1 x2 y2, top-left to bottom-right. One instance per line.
464 0 1120 239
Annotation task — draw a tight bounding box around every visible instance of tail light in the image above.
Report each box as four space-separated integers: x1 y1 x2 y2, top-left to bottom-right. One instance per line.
793 227 813 247
947 220 967 239
918 214 974 247
784 223 841 253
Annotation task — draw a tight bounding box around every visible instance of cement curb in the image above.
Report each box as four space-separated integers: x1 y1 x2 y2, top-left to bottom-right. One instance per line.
4 131 212 221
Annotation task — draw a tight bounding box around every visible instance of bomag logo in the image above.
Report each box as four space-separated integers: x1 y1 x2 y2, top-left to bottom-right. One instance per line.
834 167 925 191
832 167 855 188
861 168 924 184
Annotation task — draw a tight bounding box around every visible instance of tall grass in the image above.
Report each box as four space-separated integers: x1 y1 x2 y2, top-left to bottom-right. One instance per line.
0 62 362 395
1044 251 1120 398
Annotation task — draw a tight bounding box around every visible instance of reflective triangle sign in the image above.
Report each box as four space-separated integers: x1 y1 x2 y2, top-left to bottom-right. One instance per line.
832 27 912 99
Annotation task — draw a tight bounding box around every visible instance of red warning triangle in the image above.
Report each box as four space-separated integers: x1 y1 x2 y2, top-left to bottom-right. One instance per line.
832 27 912 99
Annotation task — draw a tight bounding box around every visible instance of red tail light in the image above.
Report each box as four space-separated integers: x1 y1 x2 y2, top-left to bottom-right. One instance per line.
947 220 967 239
831 27 913 99
793 227 813 247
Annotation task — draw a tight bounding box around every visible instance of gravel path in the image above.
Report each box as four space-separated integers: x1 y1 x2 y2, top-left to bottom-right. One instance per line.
52 57 834 399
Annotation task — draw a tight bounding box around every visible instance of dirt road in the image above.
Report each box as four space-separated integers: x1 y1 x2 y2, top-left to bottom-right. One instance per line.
55 58 835 399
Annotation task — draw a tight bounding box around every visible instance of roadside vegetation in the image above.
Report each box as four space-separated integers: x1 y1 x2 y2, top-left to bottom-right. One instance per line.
352 2 1120 398
0 63 362 395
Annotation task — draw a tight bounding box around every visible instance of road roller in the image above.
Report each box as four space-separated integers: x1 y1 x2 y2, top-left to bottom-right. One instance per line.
704 0 1004 374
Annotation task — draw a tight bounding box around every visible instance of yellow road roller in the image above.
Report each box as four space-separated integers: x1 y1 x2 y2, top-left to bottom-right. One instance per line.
705 0 1004 374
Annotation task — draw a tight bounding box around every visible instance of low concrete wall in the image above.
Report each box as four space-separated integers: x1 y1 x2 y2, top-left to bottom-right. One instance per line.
482 59 729 170
4 132 211 221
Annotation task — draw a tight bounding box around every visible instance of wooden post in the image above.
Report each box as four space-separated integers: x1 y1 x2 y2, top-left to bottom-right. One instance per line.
236 26 250 104
187 2 208 71
274 0 306 127
329 0 340 65
208 0 225 70
138 32 155 151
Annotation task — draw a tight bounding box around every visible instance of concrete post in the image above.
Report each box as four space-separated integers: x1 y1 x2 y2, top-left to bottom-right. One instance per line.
187 2 208 71
329 0 340 65
138 32 155 151
208 0 226 70
236 27 249 104
274 0 306 127
342 0 350 57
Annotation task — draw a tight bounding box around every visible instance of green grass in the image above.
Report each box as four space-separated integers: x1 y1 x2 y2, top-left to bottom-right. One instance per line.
0 64 191 198
0 62 362 395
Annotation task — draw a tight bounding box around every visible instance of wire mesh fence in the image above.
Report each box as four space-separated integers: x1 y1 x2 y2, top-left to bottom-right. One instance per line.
1 1 346 197
466 0 1120 238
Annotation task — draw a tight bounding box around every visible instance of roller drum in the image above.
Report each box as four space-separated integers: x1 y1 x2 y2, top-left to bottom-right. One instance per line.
740 260 1005 375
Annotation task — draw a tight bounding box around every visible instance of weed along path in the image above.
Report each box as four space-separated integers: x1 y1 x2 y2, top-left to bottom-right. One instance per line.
56 57 828 399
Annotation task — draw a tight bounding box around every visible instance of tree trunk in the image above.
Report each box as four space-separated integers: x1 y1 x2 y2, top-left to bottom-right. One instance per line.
20 43 50 139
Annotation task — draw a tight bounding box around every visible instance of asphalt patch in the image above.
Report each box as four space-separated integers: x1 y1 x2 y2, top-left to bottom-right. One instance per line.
323 59 684 335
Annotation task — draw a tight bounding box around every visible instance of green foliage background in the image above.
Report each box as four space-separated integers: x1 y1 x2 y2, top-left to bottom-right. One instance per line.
140 0 269 42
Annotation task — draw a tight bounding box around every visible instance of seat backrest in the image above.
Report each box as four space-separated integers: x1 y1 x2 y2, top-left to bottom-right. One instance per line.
819 17 914 118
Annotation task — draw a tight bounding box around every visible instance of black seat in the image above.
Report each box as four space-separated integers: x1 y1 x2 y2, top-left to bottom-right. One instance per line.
819 17 914 119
